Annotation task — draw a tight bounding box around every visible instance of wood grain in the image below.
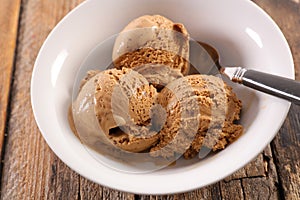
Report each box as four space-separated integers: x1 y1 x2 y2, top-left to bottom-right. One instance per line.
1 0 81 199
273 104 300 200
253 0 300 199
0 0 133 199
0 0 21 160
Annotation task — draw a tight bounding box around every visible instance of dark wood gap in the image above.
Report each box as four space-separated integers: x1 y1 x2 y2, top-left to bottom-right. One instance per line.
271 139 289 200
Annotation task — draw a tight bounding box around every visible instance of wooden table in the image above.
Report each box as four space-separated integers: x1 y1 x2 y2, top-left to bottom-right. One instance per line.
1 0 299 199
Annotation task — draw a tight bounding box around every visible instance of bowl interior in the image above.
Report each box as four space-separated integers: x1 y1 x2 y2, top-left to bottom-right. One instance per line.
31 0 293 194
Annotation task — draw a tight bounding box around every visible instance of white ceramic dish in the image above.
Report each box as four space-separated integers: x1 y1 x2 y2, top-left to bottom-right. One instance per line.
31 0 294 194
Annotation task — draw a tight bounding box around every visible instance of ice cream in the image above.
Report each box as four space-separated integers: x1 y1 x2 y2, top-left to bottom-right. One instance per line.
150 74 243 159
112 15 190 87
134 64 183 89
72 68 162 153
70 14 244 161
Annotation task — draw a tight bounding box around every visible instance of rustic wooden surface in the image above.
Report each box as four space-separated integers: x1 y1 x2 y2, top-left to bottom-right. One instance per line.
0 0 21 160
0 0 299 199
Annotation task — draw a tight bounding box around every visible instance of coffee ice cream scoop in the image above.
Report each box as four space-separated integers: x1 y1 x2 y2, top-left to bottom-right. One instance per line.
112 15 190 82
150 74 243 159
72 68 161 153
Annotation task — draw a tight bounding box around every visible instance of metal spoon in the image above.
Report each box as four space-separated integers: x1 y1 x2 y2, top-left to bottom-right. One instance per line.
192 41 300 105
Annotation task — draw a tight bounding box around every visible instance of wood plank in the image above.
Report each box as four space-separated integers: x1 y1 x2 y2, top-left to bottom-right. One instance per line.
224 145 275 181
0 0 133 199
272 104 300 200
241 148 279 199
242 177 279 200
0 0 21 159
252 0 300 199
220 180 243 200
241 146 280 200
176 184 222 200
221 146 280 200
1 0 82 198
139 183 222 200
224 152 266 181
79 178 135 200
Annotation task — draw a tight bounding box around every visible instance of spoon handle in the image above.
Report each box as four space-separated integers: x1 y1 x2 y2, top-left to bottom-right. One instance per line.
223 67 300 105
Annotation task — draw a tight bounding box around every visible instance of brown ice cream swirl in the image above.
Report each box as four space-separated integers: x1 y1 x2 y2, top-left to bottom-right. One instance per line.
73 68 164 153
150 75 243 159
112 15 190 87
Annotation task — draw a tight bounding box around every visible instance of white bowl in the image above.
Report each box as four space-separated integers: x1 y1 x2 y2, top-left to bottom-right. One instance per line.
31 0 294 194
